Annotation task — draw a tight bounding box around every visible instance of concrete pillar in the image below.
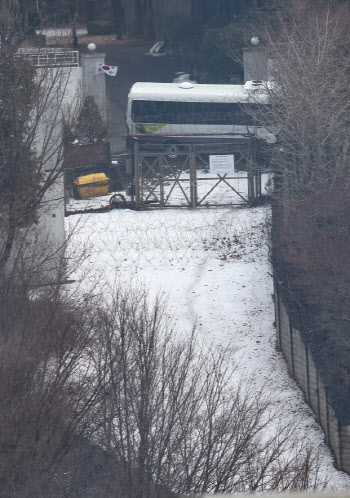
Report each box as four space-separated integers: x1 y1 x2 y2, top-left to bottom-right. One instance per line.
243 47 268 82
80 52 107 122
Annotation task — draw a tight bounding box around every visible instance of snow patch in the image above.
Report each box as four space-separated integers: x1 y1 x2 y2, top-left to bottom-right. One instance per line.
36 28 87 37
173 72 197 84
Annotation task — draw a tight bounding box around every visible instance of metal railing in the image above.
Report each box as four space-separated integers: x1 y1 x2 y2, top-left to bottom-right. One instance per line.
16 50 79 68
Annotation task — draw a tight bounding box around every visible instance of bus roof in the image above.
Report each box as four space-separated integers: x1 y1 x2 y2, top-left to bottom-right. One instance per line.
128 82 269 103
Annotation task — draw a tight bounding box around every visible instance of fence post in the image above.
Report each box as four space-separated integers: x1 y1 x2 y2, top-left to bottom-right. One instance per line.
289 317 295 376
190 148 197 208
338 420 344 470
248 170 252 202
305 345 311 401
255 169 262 198
326 391 330 444
247 139 254 203
275 280 283 350
159 155 165 207
316 372 321 423
134 142 141 208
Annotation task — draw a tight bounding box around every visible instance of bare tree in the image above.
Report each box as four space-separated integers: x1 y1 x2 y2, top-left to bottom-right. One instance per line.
0 0 26 46
246 1 350 422
0 260 109 496
94 289 327 498
110 0 125 40
212 1 350 197
252 1 350 196
0 0 82 276
0 5 115 494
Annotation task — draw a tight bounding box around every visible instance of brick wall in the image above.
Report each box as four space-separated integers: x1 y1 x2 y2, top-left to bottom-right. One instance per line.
274 282 350 474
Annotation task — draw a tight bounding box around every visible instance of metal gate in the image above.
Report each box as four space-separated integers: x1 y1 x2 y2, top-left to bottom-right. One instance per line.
133 141 263 208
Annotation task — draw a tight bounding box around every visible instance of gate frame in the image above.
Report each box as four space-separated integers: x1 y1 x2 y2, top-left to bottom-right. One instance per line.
132 139 263 209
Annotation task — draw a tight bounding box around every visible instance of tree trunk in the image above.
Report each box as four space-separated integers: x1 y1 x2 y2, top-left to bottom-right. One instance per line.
135 0 144 37
191 0 207 24
110 0 124 40
0 209 17 274
83 0 94 22
72 24 79 48
145 0 154 39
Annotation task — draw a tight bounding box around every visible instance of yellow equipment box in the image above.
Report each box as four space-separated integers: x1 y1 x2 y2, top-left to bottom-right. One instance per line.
73 172 109 199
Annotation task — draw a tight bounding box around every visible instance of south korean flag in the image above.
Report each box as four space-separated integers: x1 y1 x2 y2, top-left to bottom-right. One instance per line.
95 63 118 76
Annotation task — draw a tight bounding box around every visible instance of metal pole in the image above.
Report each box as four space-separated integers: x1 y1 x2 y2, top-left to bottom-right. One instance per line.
134 141 141 208
256 170 262 198
247 140 253 203
190 146 197 208
130 140 135 204
159 155 164 207
252 139 261 200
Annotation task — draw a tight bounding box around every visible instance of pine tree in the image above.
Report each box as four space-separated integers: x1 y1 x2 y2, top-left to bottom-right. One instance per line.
0 46 41 243
74 96 107 144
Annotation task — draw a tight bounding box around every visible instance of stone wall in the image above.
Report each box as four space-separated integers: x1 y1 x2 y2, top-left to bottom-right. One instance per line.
274 282 350 474
243 48 268 83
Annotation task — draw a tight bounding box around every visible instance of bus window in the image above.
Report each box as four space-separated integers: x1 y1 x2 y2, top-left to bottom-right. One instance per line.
131 100 264 126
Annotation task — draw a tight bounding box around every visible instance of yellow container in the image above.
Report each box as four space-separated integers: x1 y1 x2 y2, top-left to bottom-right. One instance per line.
73 172 109 199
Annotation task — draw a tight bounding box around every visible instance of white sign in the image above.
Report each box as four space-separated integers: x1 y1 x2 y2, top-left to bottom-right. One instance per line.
209 154 235 174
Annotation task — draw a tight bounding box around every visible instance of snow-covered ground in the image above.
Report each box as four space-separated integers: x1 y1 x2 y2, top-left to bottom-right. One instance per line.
66 202 350 488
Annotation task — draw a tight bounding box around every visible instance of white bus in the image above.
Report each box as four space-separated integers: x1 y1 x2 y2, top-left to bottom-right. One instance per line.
126 81 275 154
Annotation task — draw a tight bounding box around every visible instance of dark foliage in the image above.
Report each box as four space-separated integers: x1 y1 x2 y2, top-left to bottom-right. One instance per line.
87 20 115 35
272 186 350 421
0 47 41 242
66 96 107 145
252 0 350 423
0 276 106 496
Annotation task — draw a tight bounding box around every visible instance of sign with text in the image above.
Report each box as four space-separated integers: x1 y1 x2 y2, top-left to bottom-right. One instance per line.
209 154 235 174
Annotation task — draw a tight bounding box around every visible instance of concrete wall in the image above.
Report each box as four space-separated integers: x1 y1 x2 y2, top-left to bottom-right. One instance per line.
27 174 66 283
274 282 350 474
27 65 83 282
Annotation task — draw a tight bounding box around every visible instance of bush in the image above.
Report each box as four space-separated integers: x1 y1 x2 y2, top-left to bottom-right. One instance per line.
64 96 107 145
87 21 115 36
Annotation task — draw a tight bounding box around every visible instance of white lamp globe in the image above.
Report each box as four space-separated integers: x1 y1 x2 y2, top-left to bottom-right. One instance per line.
251 37 259 46
87 43 96 52
266 134 277 144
